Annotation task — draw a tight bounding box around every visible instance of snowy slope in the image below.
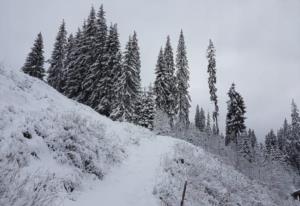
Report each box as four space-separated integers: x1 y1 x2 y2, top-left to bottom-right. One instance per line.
0 67 297 206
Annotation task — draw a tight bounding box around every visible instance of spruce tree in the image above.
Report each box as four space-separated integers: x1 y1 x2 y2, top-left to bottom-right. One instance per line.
63 29 83 98
225 83 246 146
195 105 201 130
61 34 74 94
78 6 101 104
176 30 191 129
110 35 140 122
164 36 177 126
47 20 67 92
205 112 212 134
21 33 45 79
199 107 206 132
207 39 219 134
154 48 168 110
137 86 155 129
265 129 277 155
94 24 121 116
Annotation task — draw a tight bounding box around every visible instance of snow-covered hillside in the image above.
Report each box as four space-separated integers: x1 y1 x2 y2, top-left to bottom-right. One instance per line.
0 67 297 206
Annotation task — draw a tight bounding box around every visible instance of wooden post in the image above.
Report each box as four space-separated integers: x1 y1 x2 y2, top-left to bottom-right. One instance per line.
180 180 187 206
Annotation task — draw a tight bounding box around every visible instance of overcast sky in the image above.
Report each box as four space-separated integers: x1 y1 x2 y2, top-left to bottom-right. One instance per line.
1 0 300 139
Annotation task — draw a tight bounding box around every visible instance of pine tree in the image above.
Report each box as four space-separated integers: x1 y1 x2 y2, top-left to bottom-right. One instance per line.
277 118 289 151
176 30 191 129
164 36 177 126
154 48 168 110
137 86 155 129
240 132 252 162
207 39 219 134
61 34 74 94
199 107 206 132
86 5 109 112
195 105 201 130
110 35 140 122
287 100 300 172
205 112 212 134
265 129 277 155
225 83 246 146
93 23 122 116
47 20 67 92
21 33 45 79
78 6 102 104
63 29 83 98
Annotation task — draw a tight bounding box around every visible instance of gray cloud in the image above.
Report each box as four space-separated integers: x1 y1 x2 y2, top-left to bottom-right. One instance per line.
1 0 299 139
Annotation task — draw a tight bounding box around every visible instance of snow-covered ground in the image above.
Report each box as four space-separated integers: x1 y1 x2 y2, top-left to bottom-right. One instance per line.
0 67 298 206
64 136 175 206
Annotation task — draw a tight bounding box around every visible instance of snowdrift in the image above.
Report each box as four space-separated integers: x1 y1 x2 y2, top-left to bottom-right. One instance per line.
0 67 297 206
0 67 154 206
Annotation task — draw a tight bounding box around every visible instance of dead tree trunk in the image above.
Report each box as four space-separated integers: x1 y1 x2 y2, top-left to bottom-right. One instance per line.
180 180 187 206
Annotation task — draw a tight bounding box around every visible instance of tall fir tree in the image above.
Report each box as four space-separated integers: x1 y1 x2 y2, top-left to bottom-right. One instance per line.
137 86 155 129
94 23 122 116
47 20 67 92
78 6 102 104
110 35 140 122
199 107 206 132
175 30 191 129
225 83 246 146
195 105 201 130
154 48 168 111
205 112 212 134
164 36 178 126
63 29 83 98
265 129 277 155
21 32 45 79
86 5 109 111
207 39 219 134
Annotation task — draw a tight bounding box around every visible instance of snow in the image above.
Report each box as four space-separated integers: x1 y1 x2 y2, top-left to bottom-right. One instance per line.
64 136 175 206
0 66 298 206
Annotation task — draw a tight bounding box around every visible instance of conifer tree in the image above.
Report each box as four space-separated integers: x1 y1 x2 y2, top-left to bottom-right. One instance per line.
154 48 168 110
21 33 45 79
47 20 67 92
93 24 121 116
207 39 219 134
61 34 74 93
78 6 101 104
225 83 246 146
164 36 177 126
138 86 155 129
195 105 201 130
63 29 83 98
206 112 212 134
110 35 140 122
265 129 277 155
199 107 206 132
176 30 191 129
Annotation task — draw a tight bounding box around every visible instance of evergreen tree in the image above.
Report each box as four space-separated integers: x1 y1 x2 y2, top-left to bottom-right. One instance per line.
110 35 140 122
277 118 289 151
239 132 252 162
63 29 83 98
207 39 219 134
138 86 155 129
287 100 300 172
21 33 45 79
195 105 201 130
154 48 168 110
205 112 212 134
61 34 74 94
164 36 177 126
47 20 67 92
199 107 206 132
225 83 246 146
78 6 102 104
94 24 122 116
176 30 191 129
265 130 278 159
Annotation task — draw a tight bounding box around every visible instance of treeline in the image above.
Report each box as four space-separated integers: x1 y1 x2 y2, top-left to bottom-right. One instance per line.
21 4 299 174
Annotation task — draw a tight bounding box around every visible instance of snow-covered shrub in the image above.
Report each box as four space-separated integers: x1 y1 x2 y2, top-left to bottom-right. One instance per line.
155 142 298 206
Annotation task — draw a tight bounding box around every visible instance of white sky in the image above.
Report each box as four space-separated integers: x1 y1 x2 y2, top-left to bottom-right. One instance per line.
1 0 300 139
